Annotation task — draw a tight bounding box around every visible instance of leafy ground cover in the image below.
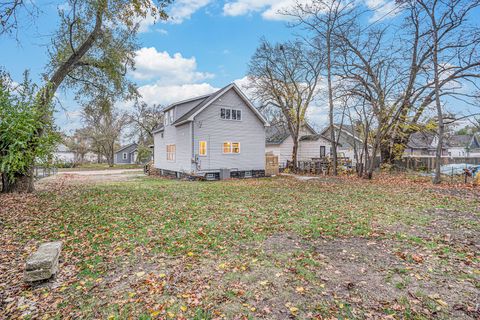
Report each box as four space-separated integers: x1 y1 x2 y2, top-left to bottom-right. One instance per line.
0 173 479 319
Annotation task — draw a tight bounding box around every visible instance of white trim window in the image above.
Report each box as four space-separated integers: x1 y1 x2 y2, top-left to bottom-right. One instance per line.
223 142 240 154
220 108 242 121
167 144 176 161
199 141 207 156
122 152 127 160
164 109 174 125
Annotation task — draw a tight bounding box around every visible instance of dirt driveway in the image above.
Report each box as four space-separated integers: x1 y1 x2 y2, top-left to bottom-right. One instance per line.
37 168 144 190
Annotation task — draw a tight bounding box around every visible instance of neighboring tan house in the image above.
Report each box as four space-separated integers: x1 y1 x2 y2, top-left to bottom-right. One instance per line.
114 143 138 164
266 123 334 167
152 83 269 179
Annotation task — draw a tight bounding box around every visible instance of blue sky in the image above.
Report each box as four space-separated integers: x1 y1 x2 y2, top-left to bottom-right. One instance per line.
4 0 468 135
2 0 316 133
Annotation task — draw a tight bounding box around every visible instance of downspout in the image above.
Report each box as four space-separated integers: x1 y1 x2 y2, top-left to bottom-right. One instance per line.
191 121 196 173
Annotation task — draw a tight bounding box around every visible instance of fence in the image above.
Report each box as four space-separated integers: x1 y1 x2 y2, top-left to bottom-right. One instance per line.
34 166 58 179
265 153 279 176
394 156 480 172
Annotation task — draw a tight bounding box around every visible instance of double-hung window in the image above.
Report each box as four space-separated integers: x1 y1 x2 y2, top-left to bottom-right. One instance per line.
223 142 240 154
166 144 176 161
122 152 127 160
164 109 174 125
220 108 242 121
199 141 207 156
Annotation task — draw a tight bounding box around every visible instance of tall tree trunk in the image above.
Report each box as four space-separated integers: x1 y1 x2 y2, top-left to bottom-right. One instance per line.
291 136 299 172
327 32 338 175
1 167 34 193
8 9 104 193
430 5 443 185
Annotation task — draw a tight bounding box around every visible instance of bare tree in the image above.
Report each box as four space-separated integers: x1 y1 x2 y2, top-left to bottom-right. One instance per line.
408 0 480 183
287 0 357 175
64 130 90 164
0 0 37 38
248 39 323 170
128 101 164 145
82 96 129 167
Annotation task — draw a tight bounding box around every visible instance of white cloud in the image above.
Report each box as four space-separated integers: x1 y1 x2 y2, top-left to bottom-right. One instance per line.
168 0 211 24
137 14 157 33
131 47 214 85
156 28 169 35
223 0 299 20
365 0 401 22
223 0 400 22
136 83 219 106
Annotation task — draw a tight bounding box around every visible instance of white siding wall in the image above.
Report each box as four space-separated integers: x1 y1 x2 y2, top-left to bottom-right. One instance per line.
54 151 76 163
448 147 468 157
267 137 332 167
193 89 265 172
154 121 192 173
265 127 317 167
266 136 294 167
175 99 204 119
298 138 331 161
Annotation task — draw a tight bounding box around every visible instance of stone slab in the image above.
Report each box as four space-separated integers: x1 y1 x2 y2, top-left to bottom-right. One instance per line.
24 241 62 282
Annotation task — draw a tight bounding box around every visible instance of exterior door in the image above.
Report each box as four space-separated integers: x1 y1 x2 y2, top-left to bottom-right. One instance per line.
320 146 326 158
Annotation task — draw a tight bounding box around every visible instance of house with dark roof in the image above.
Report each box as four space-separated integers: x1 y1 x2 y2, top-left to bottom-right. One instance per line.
445 134 480 157
320 124 368 163
152 83 269 179
114 143 138 164
266 123 334 167
404 132 480 157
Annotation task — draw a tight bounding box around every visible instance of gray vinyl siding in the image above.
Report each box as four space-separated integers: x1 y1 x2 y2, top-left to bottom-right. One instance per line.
114 144 137 164
175 100 203 119
154 120 192 173
193 89 265 172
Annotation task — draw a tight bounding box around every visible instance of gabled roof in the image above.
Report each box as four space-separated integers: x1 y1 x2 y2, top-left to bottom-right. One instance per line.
115 143 138 154
266 124 290 145
152 124 164 134
320 124 364 144
446 134 474 148
407 132 436 149
266 122 317 145
162 94 212 112
172 83 269 126
299 134 339 145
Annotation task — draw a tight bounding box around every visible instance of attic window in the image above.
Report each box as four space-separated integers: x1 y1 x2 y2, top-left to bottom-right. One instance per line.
221 108 241 121
122 152 127 160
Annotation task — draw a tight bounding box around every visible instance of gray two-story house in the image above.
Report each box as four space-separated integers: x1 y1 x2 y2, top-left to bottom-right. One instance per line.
152 83 269 179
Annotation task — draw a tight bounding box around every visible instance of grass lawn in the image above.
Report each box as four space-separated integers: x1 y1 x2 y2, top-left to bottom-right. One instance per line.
0 174 479 319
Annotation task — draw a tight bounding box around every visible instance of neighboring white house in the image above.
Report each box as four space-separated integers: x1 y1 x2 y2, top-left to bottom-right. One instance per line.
53 144 76 163
152 83 269 179
446 134 480 157
404 133 480 158
320 124 368 164
266 123 334 167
